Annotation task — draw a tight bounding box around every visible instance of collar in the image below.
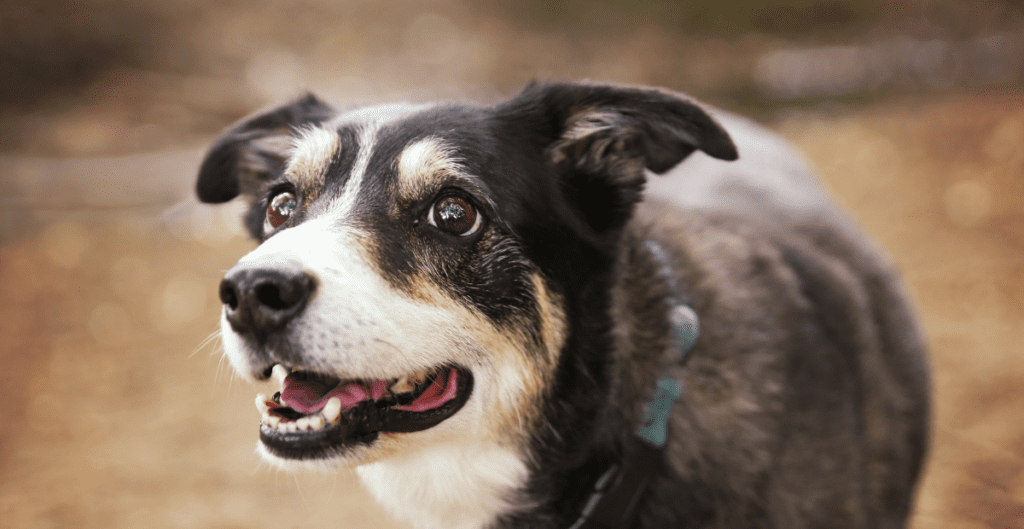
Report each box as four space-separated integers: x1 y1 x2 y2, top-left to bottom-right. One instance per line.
567 240 699 529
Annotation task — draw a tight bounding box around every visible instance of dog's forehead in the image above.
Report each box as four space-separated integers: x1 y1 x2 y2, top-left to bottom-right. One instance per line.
331 101 433 126
284 102 433 193
286 101 493 218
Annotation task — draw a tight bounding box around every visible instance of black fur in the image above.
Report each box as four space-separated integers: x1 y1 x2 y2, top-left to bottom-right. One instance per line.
196 93 335 204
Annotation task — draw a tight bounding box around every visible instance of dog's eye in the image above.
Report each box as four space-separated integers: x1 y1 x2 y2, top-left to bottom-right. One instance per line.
428 196 481 236
266 191 298 230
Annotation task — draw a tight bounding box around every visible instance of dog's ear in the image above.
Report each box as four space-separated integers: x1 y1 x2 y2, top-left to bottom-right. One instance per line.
196 93 336 203
497 82 737 233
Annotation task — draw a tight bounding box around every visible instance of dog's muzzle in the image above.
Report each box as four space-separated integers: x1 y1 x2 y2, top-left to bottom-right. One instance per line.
219 264 317 340
216 261 479 460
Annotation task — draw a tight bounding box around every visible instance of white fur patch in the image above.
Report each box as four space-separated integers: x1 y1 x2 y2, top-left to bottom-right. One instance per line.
330 124 378 221
357 441 531 529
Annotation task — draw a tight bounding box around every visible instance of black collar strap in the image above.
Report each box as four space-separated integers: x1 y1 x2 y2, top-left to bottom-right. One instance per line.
567 241 699 529
567 436 665 529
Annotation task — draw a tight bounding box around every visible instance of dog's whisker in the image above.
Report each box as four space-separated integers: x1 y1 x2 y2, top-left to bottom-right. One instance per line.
189 327 222 359
213 349 232 386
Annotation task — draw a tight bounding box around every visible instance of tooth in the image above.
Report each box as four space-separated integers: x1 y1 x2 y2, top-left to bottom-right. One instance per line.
411 370 428 385
309 415 324 430
255 394 270 414
390 377 415 394
272 364 289 385
323 397 342 423
277 420 289 433
297 417 311 431
264 414 280 428
286 421 298 433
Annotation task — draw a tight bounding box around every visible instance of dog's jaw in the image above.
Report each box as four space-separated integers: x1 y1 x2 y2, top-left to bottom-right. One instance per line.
247 360 536 528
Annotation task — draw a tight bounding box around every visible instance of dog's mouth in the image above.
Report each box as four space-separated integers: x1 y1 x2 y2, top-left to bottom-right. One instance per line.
255 364 474 460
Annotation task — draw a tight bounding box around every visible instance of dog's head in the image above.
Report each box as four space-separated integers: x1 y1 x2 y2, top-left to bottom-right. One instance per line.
197 82 735 476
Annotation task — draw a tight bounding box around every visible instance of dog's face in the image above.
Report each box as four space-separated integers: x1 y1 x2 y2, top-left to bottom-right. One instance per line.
197 83 735 517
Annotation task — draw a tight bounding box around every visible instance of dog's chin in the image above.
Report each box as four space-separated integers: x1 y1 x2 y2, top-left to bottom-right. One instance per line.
254 365 475 463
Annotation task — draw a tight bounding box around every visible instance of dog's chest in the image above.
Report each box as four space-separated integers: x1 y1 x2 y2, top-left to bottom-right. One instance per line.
356 441 530 529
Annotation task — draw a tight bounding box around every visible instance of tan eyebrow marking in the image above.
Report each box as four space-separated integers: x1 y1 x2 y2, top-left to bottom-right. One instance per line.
285 126 340 198
396 137 468 200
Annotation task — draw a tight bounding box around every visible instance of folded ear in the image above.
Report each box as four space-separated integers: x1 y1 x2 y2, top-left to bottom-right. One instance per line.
497 82 737 233
195 93 336 203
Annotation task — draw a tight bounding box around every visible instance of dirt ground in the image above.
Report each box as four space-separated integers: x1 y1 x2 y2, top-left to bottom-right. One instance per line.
0 90 1021 528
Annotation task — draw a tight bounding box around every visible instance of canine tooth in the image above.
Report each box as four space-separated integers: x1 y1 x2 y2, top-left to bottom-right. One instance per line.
410 370 429 385
264 414 280 428
272 364 289 384
296 417 311 431
390 377 416 394
309 415 324 430
255 394 270 414
323 397 342 424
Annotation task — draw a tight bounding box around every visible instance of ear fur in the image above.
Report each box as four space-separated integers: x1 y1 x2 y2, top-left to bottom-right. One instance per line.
195 93 336 203
497 82 737 233
504 82 737 170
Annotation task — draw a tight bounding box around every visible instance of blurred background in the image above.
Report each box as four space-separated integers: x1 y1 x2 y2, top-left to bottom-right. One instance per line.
1 0 1022 527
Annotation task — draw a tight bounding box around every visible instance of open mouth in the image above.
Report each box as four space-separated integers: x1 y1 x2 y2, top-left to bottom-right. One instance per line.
255 364 474 460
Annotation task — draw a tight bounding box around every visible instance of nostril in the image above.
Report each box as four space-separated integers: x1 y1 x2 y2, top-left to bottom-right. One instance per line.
256 273 315 311
256 283 288 310
220 280 240 310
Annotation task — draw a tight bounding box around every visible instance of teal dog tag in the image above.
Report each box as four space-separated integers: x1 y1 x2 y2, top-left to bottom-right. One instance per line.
635 375 683 447
635 302 697 447
669 304 699 353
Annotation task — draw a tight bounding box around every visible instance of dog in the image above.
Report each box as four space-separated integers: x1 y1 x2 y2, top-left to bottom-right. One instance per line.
195 82 930 529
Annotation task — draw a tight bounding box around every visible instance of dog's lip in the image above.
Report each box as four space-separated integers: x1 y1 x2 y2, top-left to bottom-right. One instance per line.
255 364 474 460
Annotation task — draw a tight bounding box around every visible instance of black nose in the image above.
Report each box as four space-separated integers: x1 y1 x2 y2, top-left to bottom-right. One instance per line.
219 266 317 339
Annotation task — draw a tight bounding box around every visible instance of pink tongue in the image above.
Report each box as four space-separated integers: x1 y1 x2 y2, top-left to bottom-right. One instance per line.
281 378 368 414
279 369 459 415
369 380 389 401
394 369 459 412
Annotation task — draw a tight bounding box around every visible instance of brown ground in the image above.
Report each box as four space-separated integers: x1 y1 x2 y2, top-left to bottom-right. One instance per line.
1 90 1022 528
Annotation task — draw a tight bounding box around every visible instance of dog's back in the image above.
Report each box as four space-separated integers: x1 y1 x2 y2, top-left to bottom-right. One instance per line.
626 111 930 528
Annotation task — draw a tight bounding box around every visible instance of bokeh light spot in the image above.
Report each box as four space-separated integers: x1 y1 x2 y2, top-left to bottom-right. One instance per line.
150 273 208 333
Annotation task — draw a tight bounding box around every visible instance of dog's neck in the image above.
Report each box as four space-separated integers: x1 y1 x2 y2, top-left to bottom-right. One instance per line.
510 229 702 529
560 235 697 529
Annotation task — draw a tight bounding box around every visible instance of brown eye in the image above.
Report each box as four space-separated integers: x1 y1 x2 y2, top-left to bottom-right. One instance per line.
428 196 481 236
266 191 298 229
